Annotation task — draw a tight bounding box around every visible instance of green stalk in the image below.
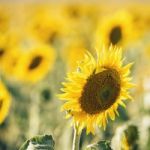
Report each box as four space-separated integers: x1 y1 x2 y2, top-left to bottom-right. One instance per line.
72 124 81 150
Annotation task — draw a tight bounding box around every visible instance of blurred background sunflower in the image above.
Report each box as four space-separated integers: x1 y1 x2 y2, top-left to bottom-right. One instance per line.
95 10 136 48
15 42 56 84
0 1 150 150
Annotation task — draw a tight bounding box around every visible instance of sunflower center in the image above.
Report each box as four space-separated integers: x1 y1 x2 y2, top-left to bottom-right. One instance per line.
109 26 122 45
0 49 5 57
100 86 113 101
69 8 80 18
28 56 43 70
80 68 121 114
0 99 3 110
48 31 58 44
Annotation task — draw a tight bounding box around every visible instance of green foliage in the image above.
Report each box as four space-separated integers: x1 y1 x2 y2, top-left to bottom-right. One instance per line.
86 140 112 150
41 88 52 102
19 134 55 150
124 125 139 145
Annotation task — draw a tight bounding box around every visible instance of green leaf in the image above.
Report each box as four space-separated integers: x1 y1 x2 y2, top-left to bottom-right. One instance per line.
124 125 139 145
86 140 112 150
19 134 55 150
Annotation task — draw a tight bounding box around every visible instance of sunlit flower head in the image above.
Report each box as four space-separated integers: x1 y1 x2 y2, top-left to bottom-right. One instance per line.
62 5 98 20
15 43 56 84
27 8 66 44
1 48 21 78
0 7 10 33
0 34 8 67
129 5 150 37
62 39 87 71
0 32 34 79
95 10 135 48
59 46 134 134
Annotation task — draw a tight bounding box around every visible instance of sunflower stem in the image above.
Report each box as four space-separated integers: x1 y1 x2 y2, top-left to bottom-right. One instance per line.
28 88 40 138
72 124 81 150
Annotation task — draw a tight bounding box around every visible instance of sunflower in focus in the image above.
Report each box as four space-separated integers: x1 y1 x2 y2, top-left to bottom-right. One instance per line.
59 46 134 134
0 81 11 124
16 44 56 83
95 11 135 48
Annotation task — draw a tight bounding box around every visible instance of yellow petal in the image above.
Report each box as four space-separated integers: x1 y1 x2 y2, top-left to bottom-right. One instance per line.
108 109 115 120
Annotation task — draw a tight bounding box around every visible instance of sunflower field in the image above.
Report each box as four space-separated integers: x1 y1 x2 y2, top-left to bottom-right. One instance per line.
0 1 150 150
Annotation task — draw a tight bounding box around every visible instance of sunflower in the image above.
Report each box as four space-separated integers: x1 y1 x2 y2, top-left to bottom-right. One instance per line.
27 7 66 44
0 34 8 67
59 46 134 134
95 10 135 48
66 47 86 71
61 4 99 39
0 32 23 76
62 39 87 71
0 6 10 33
61 4 91 21
61 4 99 22
1 48 21 78
0 81 11 124
129 5 150 36
0 33 13 73
16 44 56 83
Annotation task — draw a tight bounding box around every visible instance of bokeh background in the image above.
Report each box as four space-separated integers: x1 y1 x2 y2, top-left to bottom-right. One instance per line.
0 1 150 150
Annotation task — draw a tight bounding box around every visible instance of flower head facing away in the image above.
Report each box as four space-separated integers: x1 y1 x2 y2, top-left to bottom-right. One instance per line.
59 46 134 134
